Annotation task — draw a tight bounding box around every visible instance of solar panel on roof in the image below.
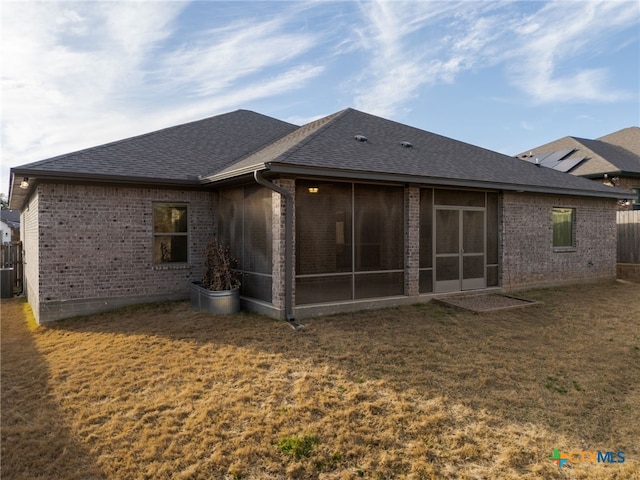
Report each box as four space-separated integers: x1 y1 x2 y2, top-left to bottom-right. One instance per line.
541 148 575 164
531 152 552 164
551 156 585 173
539 158 559 168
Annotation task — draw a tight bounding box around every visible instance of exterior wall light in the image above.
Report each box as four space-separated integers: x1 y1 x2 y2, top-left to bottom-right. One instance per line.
308 187 319 194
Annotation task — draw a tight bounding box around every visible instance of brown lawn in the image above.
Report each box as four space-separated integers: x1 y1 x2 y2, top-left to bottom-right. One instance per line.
2 281 639 479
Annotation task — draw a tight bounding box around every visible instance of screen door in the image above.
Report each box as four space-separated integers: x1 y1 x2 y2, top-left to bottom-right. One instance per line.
434 208 485 292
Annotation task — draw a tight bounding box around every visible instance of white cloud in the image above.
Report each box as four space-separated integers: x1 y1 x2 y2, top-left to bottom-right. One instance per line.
350 1 438 117
0 1 324 191
150 64 326 127
505 0 638 103
348 0 637 116
1 0 637 193
156 15 322 97
349 1 506 118
1 1 186 189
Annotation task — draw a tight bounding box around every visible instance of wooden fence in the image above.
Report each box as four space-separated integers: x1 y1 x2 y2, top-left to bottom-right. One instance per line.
1 241 23 296
617 211 640 264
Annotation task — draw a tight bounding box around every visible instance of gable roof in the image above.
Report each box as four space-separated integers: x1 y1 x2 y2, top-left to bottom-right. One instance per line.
517 127 640 178
206 108 626 198
10 108 627 209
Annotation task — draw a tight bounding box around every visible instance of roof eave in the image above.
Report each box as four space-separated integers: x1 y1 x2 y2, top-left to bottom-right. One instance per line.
8 168 203 210
12 167 202 185
579 170 640 179
262 163 630 199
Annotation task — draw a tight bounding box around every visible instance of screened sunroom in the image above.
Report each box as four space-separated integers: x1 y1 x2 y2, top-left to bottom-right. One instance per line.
216 178 500 318
295 181 499 304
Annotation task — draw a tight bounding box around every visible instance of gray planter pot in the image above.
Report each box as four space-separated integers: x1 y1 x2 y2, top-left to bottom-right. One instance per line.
190 281 240 314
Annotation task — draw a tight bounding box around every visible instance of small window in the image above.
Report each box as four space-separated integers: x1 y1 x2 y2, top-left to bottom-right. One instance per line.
153 204 188 263
552 208 574 248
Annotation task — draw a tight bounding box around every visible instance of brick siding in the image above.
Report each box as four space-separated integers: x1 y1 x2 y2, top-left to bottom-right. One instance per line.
501 192 617 289
404 186 420 296
30 183 215 322
271 178 295 313
23 181 619 322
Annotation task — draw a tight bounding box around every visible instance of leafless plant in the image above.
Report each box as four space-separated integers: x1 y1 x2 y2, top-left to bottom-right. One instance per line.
201 240 240 291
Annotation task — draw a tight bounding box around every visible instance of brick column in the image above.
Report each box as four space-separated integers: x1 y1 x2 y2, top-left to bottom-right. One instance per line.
405 186 420 296
271 178 296 314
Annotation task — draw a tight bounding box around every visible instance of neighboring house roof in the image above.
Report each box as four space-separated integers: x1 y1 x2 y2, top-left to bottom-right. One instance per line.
517 127 640 178
10 108 627 209
598 127 640 155
0 209 20 229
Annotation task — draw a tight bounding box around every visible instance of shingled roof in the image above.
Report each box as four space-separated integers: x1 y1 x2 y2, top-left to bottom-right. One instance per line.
517 126 640 178
598 127 640 155
0 209 20 229
14 110 297 182
207 108 626 198
10 108 627 210
9 110 297 208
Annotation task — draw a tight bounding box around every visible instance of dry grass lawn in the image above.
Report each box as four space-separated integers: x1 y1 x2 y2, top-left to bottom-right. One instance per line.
2 281 639 479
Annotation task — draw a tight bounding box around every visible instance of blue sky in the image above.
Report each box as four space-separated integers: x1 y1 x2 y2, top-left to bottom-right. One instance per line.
2 0 639 193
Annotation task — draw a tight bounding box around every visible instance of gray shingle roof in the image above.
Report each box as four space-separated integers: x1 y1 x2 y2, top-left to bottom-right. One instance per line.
0 209 20 228
14 110 297 182
203 109 345 179
518 127 640 177
11 108 628 210
210 108 626 197
571 138 640 176
598 127 640 155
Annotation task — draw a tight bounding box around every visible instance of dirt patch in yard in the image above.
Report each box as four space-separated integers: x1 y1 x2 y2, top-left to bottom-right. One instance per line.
2 281 639 479
434 293 540 313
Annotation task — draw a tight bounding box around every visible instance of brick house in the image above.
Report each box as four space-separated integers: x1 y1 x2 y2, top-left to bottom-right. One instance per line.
8 109 628 323
517 127 640 210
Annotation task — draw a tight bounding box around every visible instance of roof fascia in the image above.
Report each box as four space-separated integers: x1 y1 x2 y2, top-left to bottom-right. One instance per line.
262 163 630 199
10 167 203 188
8 168 204 210
578 171 622 179
580 171 640 179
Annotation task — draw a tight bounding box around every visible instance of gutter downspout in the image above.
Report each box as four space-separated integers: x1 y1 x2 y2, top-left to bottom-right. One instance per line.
254 170 295 322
